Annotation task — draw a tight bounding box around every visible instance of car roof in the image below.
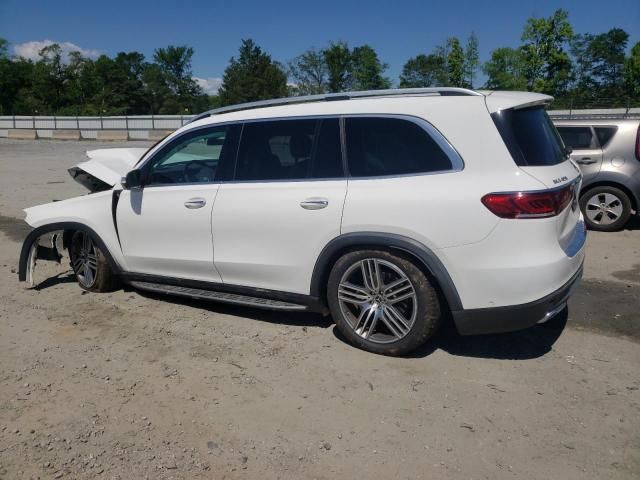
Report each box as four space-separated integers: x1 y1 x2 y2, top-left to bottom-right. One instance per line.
187 88 553 129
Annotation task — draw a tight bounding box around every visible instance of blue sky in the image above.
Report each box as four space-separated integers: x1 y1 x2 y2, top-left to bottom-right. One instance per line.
1 0 639 92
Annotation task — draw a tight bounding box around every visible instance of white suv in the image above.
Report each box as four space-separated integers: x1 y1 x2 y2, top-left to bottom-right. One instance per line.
19 88 586 356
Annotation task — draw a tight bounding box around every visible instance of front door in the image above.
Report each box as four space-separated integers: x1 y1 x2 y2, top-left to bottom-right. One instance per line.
117 124 241 282
212 117 347 294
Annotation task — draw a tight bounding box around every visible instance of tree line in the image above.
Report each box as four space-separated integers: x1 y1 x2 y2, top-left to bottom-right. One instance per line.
0 9 638 116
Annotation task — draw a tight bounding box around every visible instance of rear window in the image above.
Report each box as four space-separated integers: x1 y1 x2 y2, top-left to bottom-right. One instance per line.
492 107 566 166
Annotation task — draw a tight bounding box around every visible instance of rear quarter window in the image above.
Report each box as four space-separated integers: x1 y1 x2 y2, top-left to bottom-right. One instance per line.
344 117 456 177
492 107 566 166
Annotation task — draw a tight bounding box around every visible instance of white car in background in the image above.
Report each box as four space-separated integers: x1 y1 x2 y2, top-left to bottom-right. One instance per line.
19 88 585 356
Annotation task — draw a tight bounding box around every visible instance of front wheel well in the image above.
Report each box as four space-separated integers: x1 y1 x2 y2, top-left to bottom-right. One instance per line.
580 182 637 213
18 222 121 282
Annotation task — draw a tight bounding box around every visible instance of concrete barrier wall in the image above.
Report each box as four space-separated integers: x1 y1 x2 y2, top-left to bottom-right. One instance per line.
0 115 193 131
0 115 188 141
1 109 637 141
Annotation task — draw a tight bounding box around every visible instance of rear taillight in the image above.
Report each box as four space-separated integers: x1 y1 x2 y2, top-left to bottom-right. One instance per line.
482 185 574 219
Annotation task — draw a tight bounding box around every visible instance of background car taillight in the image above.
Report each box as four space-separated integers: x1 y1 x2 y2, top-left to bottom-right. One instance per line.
481 184 574 219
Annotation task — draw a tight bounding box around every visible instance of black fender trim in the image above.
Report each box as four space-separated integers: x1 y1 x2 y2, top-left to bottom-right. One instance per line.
18 222 121 281
310 232 462 311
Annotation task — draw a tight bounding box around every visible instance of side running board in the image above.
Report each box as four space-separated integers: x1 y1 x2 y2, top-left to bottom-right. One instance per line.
129 281 308 311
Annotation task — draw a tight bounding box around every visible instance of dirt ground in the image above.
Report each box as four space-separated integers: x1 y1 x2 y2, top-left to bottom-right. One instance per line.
0 139 639 480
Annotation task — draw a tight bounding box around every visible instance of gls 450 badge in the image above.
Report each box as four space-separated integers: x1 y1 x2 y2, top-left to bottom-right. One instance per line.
553 176 568 184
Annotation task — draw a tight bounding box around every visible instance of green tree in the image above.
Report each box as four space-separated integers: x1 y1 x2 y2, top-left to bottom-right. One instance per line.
446 37 466 87
113 52 148 114
570 33 596 92
483 47 527 90
520 8 574 94
29 43 67 114
323 41 353 92
0 37 8 58
351 44 390 90
218 39 288 106
588 28 629 91
624 42 640 101
153 46 201 98
288 48 328 95
464 33 480 88
399 54 447 87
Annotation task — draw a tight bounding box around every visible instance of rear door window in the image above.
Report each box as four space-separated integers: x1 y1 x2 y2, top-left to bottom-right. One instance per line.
492 107 567 166
235 118 343 181
556 126 597 150
594 126 617 148
344 117 454 177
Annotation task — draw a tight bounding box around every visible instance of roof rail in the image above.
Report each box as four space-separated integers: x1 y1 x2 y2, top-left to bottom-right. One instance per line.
189 87 481 124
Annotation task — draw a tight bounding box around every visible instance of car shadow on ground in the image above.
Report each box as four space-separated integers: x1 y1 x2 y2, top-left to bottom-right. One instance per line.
33 271 77 290
623 216 640 231
408 309 568 360
133 286 567 360
331 309 568 361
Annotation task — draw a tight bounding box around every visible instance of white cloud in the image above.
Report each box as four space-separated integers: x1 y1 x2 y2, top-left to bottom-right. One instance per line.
193 76 223 95
12 40 102 62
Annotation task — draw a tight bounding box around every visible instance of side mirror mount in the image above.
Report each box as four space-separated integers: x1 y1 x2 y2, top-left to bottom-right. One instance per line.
121 169 143 190
564 146 573 156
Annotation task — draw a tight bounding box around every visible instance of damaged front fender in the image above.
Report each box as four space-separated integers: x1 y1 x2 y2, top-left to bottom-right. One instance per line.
21 231 64 287
19 222 121 286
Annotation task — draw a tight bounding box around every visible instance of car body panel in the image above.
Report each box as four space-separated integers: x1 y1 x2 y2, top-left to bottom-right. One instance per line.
23 191 127 269
73 148 148 187
212 180 347 294
116 185 224 282
553 119 640 210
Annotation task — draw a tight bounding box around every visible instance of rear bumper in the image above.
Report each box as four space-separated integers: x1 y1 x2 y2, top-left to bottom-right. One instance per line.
451 262 583 335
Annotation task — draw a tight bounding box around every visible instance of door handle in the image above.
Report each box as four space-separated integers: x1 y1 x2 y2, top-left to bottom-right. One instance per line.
300 198 328 210
576 157 596 165
184 198 206 209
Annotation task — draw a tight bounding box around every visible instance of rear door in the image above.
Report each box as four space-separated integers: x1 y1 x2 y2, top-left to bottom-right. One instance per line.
212 117 347 294
556 125 603 181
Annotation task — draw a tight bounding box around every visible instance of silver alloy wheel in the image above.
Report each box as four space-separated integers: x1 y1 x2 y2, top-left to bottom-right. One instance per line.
585 192 623 226
71 232 98 288
337 258 418 344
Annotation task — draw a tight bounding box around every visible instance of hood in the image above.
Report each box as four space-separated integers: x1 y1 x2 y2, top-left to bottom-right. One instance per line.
68 148 148 192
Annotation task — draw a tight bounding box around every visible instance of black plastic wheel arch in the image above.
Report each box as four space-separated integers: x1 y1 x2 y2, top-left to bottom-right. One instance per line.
309 232 463 312
18 222 121 282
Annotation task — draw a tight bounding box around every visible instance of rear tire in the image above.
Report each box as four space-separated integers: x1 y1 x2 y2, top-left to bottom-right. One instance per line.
69 230 119 292
580 186 631 232
327 249 441 356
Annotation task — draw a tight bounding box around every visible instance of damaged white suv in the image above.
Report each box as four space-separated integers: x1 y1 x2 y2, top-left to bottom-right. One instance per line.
19 88 586 356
